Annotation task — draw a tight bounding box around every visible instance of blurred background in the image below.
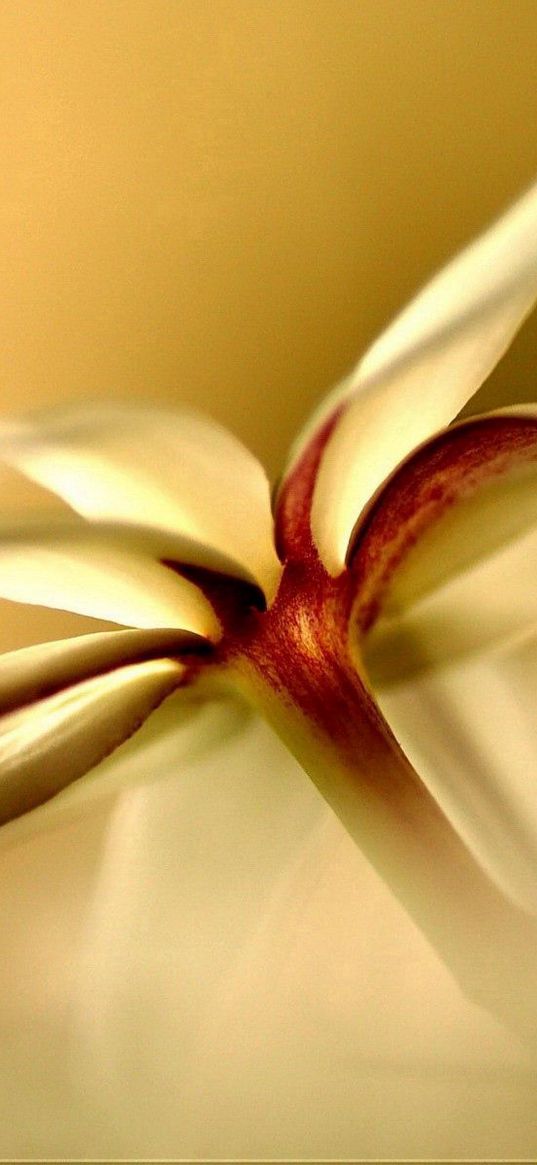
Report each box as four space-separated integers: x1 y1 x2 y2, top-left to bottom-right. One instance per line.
1 0 537 650
2 7 537 1158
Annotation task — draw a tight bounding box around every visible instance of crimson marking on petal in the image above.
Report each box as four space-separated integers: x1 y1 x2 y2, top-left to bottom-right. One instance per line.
348 414 537 635
274 408 344 564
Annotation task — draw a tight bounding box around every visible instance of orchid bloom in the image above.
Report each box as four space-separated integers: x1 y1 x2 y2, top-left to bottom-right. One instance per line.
2 181 537 1157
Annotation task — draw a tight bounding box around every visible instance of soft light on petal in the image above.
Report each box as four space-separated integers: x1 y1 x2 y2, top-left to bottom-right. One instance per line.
349 409 537 637
352 410 537 908
289 179 537 572
373 627 537 918
365 526 537 684
0 627 208 716
60 706 532 1159
0 521 221 637
0 401 282 600
0 658 184 825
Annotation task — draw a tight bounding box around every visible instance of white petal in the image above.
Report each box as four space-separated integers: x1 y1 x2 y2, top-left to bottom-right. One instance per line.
0 521 220 637
0 658 183 825
6 704 522 1158
0 700 533 1157
361 473 537 915
365 526 537 684
375 629 537 920
0 627 207 716
0 401 282 600
297 179 537 572
350 408 537 643
377 459 537 619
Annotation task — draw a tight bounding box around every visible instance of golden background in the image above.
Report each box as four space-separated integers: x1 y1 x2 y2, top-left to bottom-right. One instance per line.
1 7 537 1158
1 0 537 649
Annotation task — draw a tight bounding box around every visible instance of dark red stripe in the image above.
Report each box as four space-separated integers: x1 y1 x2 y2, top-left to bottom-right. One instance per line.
348 413 537 634
274 407 344 563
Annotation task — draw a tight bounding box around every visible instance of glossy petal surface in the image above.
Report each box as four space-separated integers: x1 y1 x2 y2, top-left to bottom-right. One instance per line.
344 408 537 912
0 627 206 716
354 415 537 912
365 525 537 683
286 180 537 572
0 521 220 636
0 401 282 600
0 658 183 825
350 409 537 638
375 628 537 918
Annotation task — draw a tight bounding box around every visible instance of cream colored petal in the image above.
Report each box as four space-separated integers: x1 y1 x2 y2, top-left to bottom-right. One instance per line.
364 526 537 685
375 628 537 920
0 401 282 600
376 458 537 617
295 179 537 572
0 658 183 825
0 521 220 637
0 627 207 716
28 705 526 1158
354 415 537 916
350 408 537 640
362 500 537 916
0 700 533 1157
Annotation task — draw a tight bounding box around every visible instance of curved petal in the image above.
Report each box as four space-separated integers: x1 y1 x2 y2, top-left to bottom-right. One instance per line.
346 409 537 912
0 519 221 637
40 708 531 1157
0 401 282 601
0 699 533 1156
374 628 537 920
0 627 208 716
349 408 537 641
281 179 537 573
0 658 184 826
364 526 537 683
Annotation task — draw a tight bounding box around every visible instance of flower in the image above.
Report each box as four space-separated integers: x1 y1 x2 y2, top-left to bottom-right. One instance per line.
2 179 537 1158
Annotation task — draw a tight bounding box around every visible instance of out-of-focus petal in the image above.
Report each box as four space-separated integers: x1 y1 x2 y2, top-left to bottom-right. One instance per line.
281 179 537 573
0 699 533 1157
43 705 529 1159
0 658 184 825
347 409 537 914
348 409 537 640
374 628 537 919
0 520 221 637
0 627 208 716
363 527 537 684
0 401 282 601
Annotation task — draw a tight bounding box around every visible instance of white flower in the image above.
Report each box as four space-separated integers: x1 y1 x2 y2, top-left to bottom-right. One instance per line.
1 179 537 1158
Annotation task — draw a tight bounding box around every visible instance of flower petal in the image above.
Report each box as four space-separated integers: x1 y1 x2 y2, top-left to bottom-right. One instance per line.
0 699 532 1157
0 519 221 637
0 401 282 601
347 408 537 911
349 408 537 643
283 179 537 573
351 414 537 913
374 628 537 918
52 706 530 1158
0 627 208 717
364 526 537 684
0 657 184 825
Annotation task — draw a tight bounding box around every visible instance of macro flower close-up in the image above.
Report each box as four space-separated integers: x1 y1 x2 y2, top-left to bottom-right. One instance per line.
3 3 537 1160
2 174 537 1158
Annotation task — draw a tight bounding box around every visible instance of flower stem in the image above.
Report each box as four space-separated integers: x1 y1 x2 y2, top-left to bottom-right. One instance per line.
218 560 537 1050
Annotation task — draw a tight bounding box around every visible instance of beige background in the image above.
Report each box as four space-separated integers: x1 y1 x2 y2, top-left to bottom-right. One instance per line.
1 8 537 1158
2 0 537 648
